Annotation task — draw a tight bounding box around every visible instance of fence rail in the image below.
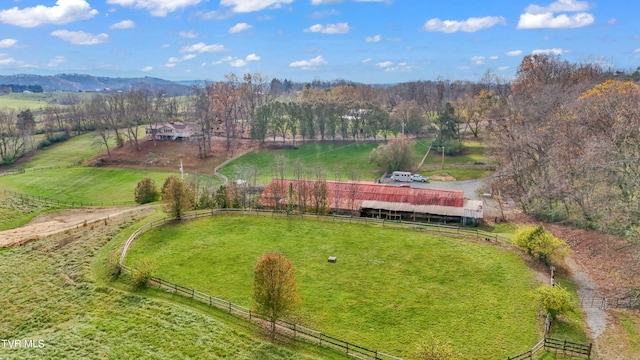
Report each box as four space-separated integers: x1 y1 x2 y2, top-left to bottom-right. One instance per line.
544 337 592 357
3 189 137 207
507 337 591 360
120 208 519 360
580 296 638 310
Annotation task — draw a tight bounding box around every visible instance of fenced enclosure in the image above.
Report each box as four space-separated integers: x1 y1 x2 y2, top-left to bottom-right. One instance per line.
3 189 136 207
507 337 591 360
142 275 401 360
118 208 519 360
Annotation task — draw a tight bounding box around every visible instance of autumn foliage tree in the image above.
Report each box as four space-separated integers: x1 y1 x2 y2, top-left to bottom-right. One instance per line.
253 252 300 337
369 139 416 172
134 177 160 204
161 176 195 219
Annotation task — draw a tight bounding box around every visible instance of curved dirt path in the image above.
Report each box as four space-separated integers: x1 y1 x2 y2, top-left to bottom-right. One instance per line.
0 206 147 247
565 256 608 338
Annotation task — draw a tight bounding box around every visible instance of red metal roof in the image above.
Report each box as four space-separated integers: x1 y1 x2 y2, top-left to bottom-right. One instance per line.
261 179 465 209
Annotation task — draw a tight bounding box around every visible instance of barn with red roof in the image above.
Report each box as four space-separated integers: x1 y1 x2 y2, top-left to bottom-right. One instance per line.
261 179 483 225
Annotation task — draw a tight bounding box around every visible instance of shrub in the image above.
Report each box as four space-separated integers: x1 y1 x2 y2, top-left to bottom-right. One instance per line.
130 259 158 289
106 250 122 278
513 225 569 265
415 335 461 360
536 285 573 319
134 177 160 204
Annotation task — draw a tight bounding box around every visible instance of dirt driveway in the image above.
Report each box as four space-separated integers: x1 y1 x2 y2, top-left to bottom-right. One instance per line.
0 206 146 247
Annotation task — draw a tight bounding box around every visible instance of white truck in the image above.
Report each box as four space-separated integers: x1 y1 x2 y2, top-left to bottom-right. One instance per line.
391 171 429 183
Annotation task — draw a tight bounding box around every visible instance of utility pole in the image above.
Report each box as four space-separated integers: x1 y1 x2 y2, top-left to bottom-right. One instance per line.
401 122 405 138
179 160 184 179
441 146 445 170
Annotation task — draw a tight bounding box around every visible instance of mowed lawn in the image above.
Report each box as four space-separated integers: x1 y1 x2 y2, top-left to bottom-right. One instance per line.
220 142 384 184
126 214 542 359
0 167 175 204
19 132 110 169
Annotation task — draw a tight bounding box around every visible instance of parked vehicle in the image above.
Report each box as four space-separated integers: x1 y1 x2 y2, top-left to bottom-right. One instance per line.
390 171 412 182
410 174 429 182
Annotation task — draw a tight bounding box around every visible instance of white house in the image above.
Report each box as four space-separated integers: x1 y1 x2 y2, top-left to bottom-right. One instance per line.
146 122 197 141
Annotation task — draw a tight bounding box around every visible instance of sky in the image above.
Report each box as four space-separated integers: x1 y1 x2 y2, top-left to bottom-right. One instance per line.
0 0 637 84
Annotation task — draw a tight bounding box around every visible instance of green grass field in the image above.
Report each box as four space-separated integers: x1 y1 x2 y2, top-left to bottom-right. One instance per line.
0 93 49 110
0 209 343 360
126 214 544 359
220 142 384 184
19 132 110 169
0 92 94 111
0 167 176 204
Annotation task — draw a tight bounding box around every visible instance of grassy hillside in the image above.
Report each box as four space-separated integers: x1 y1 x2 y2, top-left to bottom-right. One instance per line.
126 214 543 359
0 167 175 204
19 132 110 169
0 209 344 360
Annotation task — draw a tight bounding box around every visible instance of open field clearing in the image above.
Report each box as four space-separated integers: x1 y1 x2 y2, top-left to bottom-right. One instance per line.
16 132 109 169
0 208 344 360
219 142 383 184
126 214 545 359
0 167 175 204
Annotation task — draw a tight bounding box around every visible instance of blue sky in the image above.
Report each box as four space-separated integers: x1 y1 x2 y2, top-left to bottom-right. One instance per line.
0 0 637 83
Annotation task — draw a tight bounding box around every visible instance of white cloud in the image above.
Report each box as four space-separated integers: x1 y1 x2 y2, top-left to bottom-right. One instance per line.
498 66 510 71
107 0 201 17
289 55 327 70
110 20 134 29
532 48 568 55
424 16 506 33
374 61 416 73
305 22 351 34
0 39 18 48
47 56 67 67
230 59 248 67
362 58 372 64
489 55 499 60
0 0 98 28
220 0 293 13
506 50 523 56
471 56 485 65
165 54 197 67
0 54 16 66
181 42 227 53
179 31 198 39
229 23 252 34
141 66 153 72
51 30 108 45
518 12 593 29
365 34 381 42
311 0 342 5
524 0 590 14
246 53 261 61
517 0 594 29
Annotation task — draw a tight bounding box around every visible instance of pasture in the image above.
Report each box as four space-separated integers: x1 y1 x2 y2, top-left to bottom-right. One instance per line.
220 142 384 184
125 214 543 359
0 167 176 204
18 132 109 169
0 208 341 360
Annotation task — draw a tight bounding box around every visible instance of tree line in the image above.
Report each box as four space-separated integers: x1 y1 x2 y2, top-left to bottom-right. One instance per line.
486 54 640 238
0 70 513 164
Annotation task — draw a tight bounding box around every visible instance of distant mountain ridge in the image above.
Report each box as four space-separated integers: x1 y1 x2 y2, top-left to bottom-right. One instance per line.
0 73 194 95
